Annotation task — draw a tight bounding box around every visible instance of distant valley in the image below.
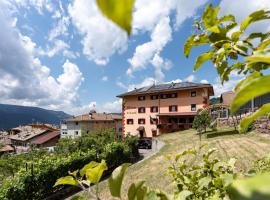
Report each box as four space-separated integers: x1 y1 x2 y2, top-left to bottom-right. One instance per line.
0 104 71 130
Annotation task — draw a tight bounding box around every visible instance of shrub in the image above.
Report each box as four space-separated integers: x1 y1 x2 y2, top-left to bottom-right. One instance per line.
124 135 139 159
193 109 211 134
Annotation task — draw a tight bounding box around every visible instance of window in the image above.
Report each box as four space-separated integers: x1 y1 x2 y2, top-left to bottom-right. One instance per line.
138 107 146 113
150 118 158 124
75 121 79 125
169 105 178 112
191 104 197 111
127 119 134 124
62 132 67 135
138 118 145 124
138 96 145 101
151 95 159 100
150 106 158 113
75 131 79 135
191 91 196 97
170 93 178 98
160 94 168 99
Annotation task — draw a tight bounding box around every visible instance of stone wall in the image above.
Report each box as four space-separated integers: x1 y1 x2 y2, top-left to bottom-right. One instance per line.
217 115 270 134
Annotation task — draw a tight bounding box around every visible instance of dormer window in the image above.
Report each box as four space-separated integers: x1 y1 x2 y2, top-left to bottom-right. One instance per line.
138 96 145 101
191 91 196 97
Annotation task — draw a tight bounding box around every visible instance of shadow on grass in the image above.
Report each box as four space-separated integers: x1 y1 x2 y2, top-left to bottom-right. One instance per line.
206 129 239 138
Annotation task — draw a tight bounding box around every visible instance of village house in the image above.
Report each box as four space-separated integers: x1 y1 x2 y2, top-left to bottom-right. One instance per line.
117 82 214 138
9 124 60 150
60 111 122 138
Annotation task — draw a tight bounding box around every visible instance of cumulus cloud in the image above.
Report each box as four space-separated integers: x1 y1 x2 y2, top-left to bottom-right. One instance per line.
200 79 209 84
0 3 84 112
127 17 172 78
68 0 128 65
184 74 196 82
219 0 270 34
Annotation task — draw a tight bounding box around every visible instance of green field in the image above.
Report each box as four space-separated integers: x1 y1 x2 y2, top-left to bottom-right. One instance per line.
91 128 270 199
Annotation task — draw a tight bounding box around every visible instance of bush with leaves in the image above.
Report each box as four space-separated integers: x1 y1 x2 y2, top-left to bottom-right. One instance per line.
166 145 236 199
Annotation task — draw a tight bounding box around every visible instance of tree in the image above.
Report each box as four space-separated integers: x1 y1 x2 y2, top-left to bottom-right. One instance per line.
192 109 211 140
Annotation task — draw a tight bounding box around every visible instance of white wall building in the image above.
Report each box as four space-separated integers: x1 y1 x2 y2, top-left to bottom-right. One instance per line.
61 112 122 138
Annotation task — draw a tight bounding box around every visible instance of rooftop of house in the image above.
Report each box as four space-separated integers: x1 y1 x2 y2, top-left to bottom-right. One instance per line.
117 82 214 97
31 131 60 145
65 112 122 122
9 125 51 142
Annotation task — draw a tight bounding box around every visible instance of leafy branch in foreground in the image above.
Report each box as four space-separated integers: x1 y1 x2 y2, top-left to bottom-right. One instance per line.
184 4 270 132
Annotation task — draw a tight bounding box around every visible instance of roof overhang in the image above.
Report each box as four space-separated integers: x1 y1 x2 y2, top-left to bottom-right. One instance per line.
157 112 197 116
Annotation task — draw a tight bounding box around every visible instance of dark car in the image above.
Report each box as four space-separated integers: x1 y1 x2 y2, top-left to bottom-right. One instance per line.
138 138 152 149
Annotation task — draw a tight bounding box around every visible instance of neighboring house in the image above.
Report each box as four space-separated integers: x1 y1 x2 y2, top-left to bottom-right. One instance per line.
31 131 60 148
0 145 14 156
214 91 270 118
9 124 59 148
117 82 214 138
60 111 122 138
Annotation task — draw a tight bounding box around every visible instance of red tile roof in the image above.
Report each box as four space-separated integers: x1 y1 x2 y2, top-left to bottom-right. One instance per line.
0 145 14 152
31 131 60 145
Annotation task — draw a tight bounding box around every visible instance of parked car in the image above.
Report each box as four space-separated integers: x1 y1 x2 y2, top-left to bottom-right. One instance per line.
138 138 152 149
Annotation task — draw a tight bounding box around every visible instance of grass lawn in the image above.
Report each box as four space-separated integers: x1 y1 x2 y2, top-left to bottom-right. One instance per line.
94 128 270 199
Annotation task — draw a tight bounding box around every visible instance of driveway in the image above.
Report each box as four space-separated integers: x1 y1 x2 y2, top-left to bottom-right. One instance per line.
138 138 165 162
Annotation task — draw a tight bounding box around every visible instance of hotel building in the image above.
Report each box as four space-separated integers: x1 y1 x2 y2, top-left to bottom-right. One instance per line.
117 82 214 138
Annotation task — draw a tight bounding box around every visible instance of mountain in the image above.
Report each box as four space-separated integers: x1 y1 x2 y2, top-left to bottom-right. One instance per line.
0 104 71 130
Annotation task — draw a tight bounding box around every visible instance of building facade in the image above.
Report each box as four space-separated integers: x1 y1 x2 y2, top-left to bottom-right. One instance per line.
117 82 214 138
60 112 122 138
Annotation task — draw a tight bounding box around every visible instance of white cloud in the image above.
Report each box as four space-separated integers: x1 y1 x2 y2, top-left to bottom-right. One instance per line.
0 3 84 113
68 0 128 65
101 76 108 81
100 99 122 113
127 17 172 77
151 53 172 81
165 79 182 84
200 79 209 84
48 16 70 41
219 0 270 34
184 74 196 82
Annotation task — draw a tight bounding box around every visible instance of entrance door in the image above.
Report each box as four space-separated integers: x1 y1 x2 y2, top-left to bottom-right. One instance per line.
139 130 144 138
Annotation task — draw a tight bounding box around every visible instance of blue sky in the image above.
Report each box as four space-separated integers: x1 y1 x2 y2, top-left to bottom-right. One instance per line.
0 0 269 115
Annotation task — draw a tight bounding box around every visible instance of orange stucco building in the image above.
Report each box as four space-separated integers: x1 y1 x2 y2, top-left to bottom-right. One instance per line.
117 82 214 138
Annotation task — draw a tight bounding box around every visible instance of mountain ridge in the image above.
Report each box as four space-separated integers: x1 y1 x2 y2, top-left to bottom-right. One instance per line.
0 103 71 130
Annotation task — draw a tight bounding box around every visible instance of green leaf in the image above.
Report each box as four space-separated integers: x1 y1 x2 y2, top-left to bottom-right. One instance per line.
54 176 79 187
80 161 99 176
71 196 87 200
257 39 270 50
108 163 130 198
128 181 145 200
239 103 270 133
234 72 261 92
231 31 242 41
231 75 270 113
202 4 220 32
246 54 270 65
219 15 235 23
228 172 270 200
178 190 193 200
184 34 209 57
245 32 270 42
85 160 108 184
96 0 134 35
240 10 270 31
198 176 212 189
194 51 213 71
221 174 234 187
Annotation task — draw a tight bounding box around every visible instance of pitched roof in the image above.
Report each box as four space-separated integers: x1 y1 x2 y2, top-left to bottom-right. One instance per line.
66 113 122 122
220 91 236 106
0 145 14 152
31 131 60 145
117 82 214 97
